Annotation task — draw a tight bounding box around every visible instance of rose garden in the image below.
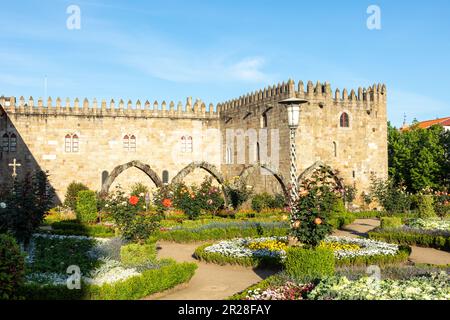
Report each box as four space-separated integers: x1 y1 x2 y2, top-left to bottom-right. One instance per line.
0 158 449 300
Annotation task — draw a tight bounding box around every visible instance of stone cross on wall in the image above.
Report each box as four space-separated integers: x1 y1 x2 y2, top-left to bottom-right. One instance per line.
8 158 21 178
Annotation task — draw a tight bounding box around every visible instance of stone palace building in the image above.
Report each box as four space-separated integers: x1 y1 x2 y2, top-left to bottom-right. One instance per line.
0 79 388 204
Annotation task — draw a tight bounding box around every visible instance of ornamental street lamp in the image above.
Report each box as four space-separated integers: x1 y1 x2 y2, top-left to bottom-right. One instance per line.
279 97 308 206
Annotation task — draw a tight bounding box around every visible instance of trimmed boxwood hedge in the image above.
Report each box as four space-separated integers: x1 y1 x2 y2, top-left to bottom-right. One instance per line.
47 221 116 238
21 259 197 300
157 223 289 243
368 228 450 252
194 243 411 269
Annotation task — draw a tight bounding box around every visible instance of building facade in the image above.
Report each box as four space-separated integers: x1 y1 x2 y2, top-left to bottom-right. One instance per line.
0 80 388 205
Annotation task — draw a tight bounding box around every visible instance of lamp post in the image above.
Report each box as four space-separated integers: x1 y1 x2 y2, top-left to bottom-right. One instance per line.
279 98 308 207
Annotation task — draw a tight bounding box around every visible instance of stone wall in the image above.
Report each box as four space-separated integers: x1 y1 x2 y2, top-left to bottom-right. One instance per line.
0 79 388 205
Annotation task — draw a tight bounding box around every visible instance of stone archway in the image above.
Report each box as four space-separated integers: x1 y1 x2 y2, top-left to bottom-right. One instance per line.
238 163 289 200
101 160 163 194
297 161 344 190
171 161 228 205
171 161 225 186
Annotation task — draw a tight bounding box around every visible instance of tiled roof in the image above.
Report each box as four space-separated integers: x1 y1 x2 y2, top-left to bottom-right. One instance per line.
402 117 450 131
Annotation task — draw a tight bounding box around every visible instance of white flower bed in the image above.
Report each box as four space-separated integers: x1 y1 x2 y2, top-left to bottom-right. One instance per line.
324 236 399 259
26 233 142 287
406 218 450 232
204 237 288 259
204 236 400 261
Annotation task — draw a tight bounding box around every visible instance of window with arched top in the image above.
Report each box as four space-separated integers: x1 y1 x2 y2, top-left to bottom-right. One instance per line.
9 133 17 152
129 135 136 152
123 134 136 152
72 134 79 153
181 136 193 153
123 135 129 150
162 170 169 184
2 133 9 152
65 133 79 153
340 112 350 128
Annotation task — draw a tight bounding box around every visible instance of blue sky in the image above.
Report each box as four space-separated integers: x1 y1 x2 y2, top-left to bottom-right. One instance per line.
1 0 449 127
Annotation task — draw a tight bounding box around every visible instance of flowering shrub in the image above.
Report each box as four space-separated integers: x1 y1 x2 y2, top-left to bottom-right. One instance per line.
246 282 315 300
291 165 344 247
106 188 161 243
433 191 450 218
308 272 450 300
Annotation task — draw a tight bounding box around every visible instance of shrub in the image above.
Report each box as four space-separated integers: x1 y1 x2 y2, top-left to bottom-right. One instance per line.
49 220 115 238
107 188 161 243
284 247 335 282
130 183 150 197
368 229 450 252
380 217 403 229
120 242 157 266
76 191 98 223
224 178 252 210
291 165 341 247
433 192 450 218
0 234 25 300
22 260 197 300
64 182 89 211
417 195 436 218
370 178 412 214
0 171 54 246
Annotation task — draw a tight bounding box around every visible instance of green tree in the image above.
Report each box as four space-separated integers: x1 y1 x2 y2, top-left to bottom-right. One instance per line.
388 123 449 192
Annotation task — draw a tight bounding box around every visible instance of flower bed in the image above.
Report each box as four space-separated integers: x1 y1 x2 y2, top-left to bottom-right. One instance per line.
308 272 449 300
406 218 450 232
237 272 449 300
22 233 197 300
194 236 410 268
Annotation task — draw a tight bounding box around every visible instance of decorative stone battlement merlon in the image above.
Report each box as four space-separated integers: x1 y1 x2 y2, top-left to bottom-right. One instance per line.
0 96 219 119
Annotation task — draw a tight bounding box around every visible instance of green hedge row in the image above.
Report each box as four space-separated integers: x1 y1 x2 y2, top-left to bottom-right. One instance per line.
368 228 450 252
156 226 289 243
285 247 335 282
47 221 116 238
193 244 411 269
193 244 282 268
21 260 197 300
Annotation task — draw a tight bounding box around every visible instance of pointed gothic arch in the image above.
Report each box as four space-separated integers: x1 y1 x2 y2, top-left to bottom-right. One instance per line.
238 163 289 200
101 160 163 194
171 161 225 186
297 161 344 190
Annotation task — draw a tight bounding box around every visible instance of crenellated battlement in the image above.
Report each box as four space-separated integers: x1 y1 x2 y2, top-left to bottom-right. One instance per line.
0 96 219 120
217 79 387 114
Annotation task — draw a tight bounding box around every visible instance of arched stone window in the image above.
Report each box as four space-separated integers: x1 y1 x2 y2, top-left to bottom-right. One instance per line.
123 135 129 150
65 133 79 153
72 134 79 153
340 112 350 128
162 170 169 184
129 135 136 152
2 133 9 152
9 133 17 152
181 136 193 153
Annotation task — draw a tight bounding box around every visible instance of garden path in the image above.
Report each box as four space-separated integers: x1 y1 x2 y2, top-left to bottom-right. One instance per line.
333 218 450 265
144 241 276 300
